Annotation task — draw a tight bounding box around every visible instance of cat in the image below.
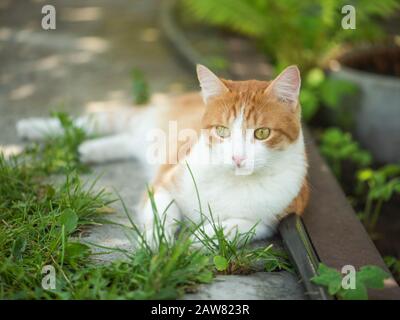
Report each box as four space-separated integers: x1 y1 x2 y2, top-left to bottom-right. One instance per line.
16 64 309 245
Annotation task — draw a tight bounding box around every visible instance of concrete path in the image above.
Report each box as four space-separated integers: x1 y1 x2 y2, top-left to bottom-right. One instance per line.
0 0 306 299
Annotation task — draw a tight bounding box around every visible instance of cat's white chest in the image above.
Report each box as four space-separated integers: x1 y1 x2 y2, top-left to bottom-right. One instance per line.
172 162 304 227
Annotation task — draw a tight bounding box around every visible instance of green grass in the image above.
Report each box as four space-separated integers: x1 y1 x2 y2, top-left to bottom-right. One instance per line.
0 154 113 299
131 68 150 105
40 196 214 299
187 208 291 274
0 116 292 299
22 112 89 174
0 152 214 299
184 162 291 275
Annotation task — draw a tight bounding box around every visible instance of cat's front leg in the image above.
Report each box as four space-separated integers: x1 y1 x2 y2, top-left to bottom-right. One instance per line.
78 134 133 164
193 218 275 247
136 188 181 248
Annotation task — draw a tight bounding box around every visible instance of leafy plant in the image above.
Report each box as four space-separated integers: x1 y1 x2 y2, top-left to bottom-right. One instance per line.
300 68 357 121
0 152 213 299
357 164 400 232
384 256 400 283
319 129 400 233
319 127 372 179
180 0 399 72
22 112 88 174
0 153 113 298
180 0 398 122
131 68 150 105
311 263 390 300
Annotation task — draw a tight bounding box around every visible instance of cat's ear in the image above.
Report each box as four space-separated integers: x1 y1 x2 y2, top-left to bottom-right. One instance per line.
197 64 229 104
265 65 301 111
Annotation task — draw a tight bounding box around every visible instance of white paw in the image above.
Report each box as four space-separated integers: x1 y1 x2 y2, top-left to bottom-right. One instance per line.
78 140 104 164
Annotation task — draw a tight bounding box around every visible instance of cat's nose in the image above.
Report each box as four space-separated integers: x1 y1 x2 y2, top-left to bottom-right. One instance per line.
232 155 246 167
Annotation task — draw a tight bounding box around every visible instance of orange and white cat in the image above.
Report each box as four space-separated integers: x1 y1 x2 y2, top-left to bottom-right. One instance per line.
17 65 309 243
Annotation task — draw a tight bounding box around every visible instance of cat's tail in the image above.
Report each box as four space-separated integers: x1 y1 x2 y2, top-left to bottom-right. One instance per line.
16 104 161 141
16 94 171 141
17 108 137 141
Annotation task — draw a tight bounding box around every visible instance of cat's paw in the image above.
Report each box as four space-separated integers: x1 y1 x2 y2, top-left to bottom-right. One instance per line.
78 140 104 164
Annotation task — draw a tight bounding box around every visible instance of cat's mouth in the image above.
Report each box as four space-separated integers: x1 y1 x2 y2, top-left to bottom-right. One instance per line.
228 159 255 176
234 166 254 176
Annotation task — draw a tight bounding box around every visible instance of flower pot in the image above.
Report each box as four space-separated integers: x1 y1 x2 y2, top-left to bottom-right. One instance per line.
329 46 400 163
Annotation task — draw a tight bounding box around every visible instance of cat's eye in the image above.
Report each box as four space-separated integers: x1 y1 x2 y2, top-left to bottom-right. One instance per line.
254 127 271 140
215 126 230 138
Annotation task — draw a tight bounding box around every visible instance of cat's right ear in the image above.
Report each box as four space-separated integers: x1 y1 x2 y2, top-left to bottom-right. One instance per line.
265 65 301 112
196 64 229 104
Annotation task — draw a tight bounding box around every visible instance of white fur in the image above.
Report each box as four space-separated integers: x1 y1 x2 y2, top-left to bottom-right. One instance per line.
136 187 181 247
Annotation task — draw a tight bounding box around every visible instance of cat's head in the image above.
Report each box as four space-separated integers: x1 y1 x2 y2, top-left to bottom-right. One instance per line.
197 64 304 175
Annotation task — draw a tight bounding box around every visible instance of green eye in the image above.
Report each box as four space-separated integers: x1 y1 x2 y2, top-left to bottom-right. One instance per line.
254 128 271 140
215 126 230 138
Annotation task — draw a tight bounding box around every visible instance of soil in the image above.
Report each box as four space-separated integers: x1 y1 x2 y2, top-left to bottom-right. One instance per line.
374 195 400 259
340 46 400 77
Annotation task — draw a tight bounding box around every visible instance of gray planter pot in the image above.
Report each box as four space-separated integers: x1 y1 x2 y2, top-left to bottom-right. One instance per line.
329 50 400 163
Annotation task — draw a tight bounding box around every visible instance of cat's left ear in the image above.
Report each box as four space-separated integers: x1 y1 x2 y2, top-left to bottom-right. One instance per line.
265 65 301 111
197 64 229 104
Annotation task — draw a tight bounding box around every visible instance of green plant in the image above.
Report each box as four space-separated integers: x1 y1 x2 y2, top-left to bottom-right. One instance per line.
22 112 88 174
61 189 214 299
319 129 400 233
131 68 150 105
0 152 213 299
384 256 400 283
357 164 400 232
311 263 390 300
319 127 372 179
181 0 399 72
181 0 398 122
188 210 291 274
300 68 357 121
0 154 113 298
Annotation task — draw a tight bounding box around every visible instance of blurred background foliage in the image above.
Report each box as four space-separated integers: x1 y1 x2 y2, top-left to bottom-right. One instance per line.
180 0 399 71
180 0 399 122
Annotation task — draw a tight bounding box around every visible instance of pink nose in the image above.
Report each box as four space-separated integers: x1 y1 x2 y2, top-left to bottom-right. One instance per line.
232 155 246 167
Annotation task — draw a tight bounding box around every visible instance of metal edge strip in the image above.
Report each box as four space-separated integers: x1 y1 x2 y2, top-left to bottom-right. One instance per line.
279 214 333 300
